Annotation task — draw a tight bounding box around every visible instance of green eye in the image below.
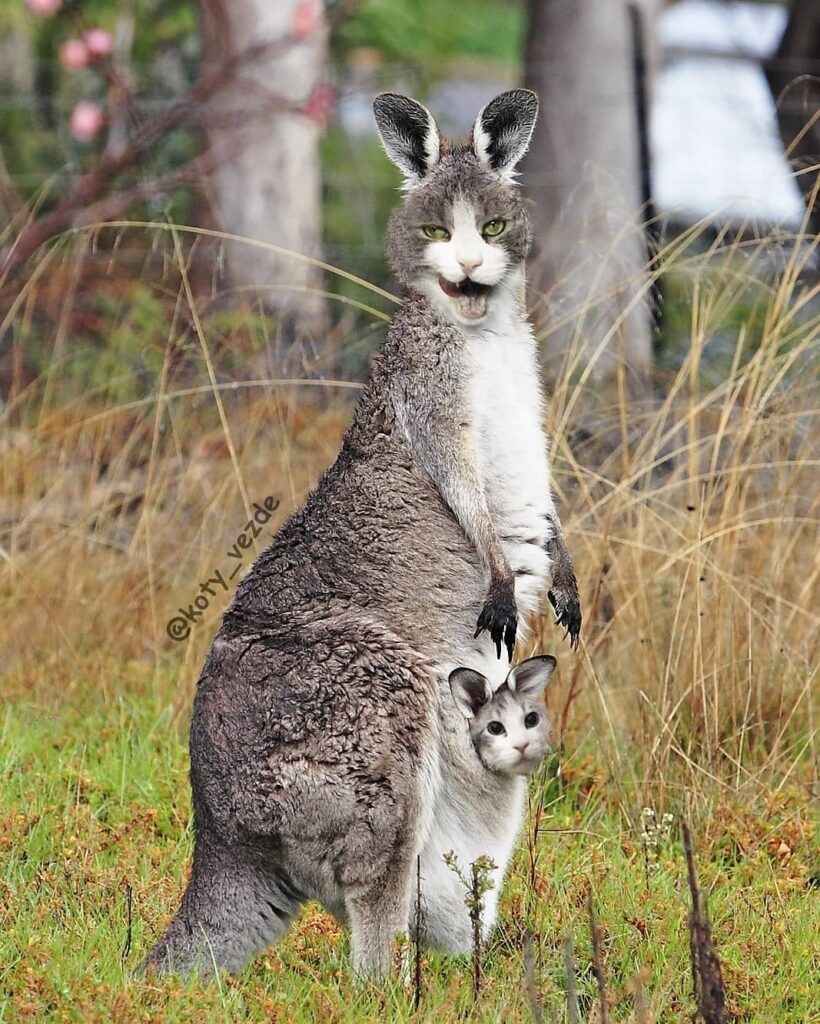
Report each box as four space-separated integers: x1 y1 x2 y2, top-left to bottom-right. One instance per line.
482 219 506 238
422 225 450 240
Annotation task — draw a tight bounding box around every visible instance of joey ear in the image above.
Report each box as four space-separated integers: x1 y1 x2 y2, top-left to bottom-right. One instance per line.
472 89 538 176
373 93 441 185
449 668 492 719
507 655 556 698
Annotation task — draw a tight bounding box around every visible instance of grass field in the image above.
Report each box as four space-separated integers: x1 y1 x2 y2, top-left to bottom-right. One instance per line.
1 222 818 1022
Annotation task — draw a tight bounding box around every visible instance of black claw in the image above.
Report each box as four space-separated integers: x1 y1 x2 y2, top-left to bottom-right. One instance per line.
549 588 582 650
504 624 515 662
476 585 518 661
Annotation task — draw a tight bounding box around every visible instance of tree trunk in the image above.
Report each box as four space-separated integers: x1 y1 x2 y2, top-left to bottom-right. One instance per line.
766 0 820 237
521 0 656 388
200 0 328 345
0 17 33 227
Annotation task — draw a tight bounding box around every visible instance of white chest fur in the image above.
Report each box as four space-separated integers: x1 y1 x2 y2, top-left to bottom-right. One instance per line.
467 305 554 622
416 771 526 953
418 302 552 953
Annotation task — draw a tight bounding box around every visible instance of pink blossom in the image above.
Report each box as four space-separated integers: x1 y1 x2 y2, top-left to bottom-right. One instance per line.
84 28 114 59
70 100 104 142
59 39 89 71
292 0 320 39
26 0 62 16
304 83 333 126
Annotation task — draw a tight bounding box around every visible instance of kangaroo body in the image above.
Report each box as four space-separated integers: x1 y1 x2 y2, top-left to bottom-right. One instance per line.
144 90 581 979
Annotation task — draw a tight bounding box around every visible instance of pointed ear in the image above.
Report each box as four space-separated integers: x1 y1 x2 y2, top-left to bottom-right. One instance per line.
373 93 441 185
507 656 556 698
472 89 538 177
449 668 492 719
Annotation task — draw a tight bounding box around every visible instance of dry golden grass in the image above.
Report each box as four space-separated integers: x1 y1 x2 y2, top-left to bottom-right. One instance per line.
538 223 818 811
0 218 817 1021
3 220 815 780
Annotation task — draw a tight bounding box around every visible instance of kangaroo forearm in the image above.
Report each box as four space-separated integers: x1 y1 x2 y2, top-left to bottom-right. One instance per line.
451 489 512 583
389 344 514 587
545 509 581 647
546 512 575 587
416 431 517 658
423 445 511 583
396 399 510 581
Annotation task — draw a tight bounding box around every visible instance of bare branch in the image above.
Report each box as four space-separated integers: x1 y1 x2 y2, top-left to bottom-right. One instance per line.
587 891 610 1024
562 932 581 1024
2 32 298 279
683 819 727 1024
121 884 133 961
523 932 545 1024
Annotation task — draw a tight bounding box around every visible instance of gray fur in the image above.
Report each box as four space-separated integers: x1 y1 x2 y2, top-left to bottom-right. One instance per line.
546 514 582 646
450 656 555 776
142 90 581 981
373 93 440 182
473 89 539 173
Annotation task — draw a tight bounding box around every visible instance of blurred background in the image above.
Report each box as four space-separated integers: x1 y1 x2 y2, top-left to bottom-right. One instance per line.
1 0 817 385
0 4 817 1018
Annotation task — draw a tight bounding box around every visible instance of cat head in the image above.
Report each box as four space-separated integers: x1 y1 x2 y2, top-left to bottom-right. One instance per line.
373 90 538 327
449 655 555 776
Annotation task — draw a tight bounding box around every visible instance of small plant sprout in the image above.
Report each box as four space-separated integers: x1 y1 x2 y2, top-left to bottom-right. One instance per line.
442 852 497 999
641 806 674 879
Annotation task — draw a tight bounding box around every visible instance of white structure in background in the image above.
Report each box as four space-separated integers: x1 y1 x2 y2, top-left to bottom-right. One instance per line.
652 0 805 227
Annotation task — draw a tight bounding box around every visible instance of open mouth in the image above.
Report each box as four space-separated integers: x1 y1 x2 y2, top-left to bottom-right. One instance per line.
438 276 492 320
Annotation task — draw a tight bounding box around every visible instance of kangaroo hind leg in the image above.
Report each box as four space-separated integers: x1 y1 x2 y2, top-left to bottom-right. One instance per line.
345 850 415 981
141 841 302 978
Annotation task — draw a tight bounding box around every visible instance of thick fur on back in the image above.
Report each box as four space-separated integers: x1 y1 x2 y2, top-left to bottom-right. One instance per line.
144 89 577 979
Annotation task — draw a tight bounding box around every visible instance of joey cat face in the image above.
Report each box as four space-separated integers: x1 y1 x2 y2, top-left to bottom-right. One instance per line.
449 656 555 776
373 90 537 326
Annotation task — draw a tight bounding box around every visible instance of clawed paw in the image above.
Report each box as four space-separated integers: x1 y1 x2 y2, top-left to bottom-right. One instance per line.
475 584 518 660
548 588 582 650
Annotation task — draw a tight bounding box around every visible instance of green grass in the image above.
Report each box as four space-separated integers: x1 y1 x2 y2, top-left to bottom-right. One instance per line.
1 676 816 1023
